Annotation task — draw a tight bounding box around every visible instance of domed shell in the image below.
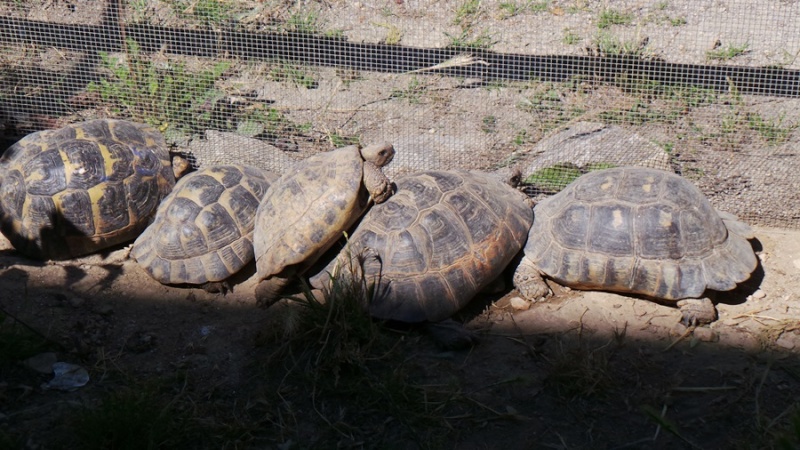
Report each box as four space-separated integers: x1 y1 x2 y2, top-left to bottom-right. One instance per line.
132 165 278 285
254 145 374 280
525 167 757 300
311 170 533 323
0 119 175 259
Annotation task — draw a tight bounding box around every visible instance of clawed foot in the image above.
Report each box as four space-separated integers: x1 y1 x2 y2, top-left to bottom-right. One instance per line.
677 298 717 327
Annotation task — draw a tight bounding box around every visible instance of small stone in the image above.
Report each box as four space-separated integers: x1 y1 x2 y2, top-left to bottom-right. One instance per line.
93 303 113 315
751 289 766 299
509 296 530 311
776 333 796 350
793 259 800 270
671 322 689 336
24 352 57 374
692 327 719 343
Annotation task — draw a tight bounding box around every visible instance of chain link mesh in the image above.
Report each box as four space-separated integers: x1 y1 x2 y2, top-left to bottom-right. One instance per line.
1 0 798 228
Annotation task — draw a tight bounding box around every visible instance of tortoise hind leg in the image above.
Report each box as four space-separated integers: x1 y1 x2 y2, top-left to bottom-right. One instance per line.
676 297 717 326
255 276 291 308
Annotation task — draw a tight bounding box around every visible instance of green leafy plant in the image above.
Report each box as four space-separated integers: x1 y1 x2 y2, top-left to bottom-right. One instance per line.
454 0 481 28
88 39 230 133
445 30 497 49
269 62 318 88
563 28 581 45
746 112 797 145
707 42 749 61
597 9 633 28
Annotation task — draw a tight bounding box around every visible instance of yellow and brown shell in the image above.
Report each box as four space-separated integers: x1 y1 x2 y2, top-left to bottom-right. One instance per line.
310 170 534 323
131 165 278 285
0 119 175 259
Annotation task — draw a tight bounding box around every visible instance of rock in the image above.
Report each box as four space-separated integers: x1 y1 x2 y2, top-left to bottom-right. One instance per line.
509 296 531 311
751 289 766 299
793 259 800 270
185 130 299 174
692 327 719 342
775 332 797 350
523 122 672 177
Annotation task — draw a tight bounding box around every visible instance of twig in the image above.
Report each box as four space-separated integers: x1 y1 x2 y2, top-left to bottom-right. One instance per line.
405 53 490 74
663 326 694 352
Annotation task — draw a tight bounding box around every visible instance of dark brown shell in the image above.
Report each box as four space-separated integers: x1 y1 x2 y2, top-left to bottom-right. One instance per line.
525 167 757 300
132 165 278 285
311 170 533 323
0 119 175 259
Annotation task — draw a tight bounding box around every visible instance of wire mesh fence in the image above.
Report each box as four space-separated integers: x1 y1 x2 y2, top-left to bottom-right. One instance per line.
1 0 798 228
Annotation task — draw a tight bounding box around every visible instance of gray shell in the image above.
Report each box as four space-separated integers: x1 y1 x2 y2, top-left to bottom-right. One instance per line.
312 170 533 323
132 165 278 285
525 167 757 300
0 119 175 259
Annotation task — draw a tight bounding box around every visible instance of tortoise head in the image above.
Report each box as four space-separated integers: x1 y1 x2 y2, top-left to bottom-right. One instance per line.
359 142 395 168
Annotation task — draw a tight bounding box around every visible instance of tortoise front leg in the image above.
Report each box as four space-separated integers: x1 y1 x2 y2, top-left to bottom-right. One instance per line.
676 297 718 326
513 256 553 301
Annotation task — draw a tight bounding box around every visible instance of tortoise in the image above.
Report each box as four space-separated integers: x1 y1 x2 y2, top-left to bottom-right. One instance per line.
253 142 395 305
513 166 758 326
131 164 278 290
0 119 175 260
309 169 534 323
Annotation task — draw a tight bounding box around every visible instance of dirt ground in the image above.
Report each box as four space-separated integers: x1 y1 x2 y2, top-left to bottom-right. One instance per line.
1 224 799 449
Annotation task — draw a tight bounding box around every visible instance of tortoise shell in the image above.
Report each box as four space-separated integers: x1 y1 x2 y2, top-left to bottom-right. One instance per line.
520 167 757 300
131 165 278 285
0 119 175 259
253 143 394 282
311 170 533 323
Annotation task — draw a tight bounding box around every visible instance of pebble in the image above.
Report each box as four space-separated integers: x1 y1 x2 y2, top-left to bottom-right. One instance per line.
775 333 797 350
750 289 766 300
692 327 719 343
793 259 800 270
509 296 530 311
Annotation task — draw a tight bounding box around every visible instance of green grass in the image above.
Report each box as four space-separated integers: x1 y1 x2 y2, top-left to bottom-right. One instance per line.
707 42 750 61
88 39 309 143
88 39 229 132
481 115 498 133
498 0 550 17
445 30 497 49
454 0 481 28
524 163 617 193
669 16 687 26
592 31 648 56
327 132 360 147
285 11 320 33
269 62 318 89
390 76 429 103
746 112 797 145
524 164 582 192
255 249 462 446
563 28 581 45
597 9 633 29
